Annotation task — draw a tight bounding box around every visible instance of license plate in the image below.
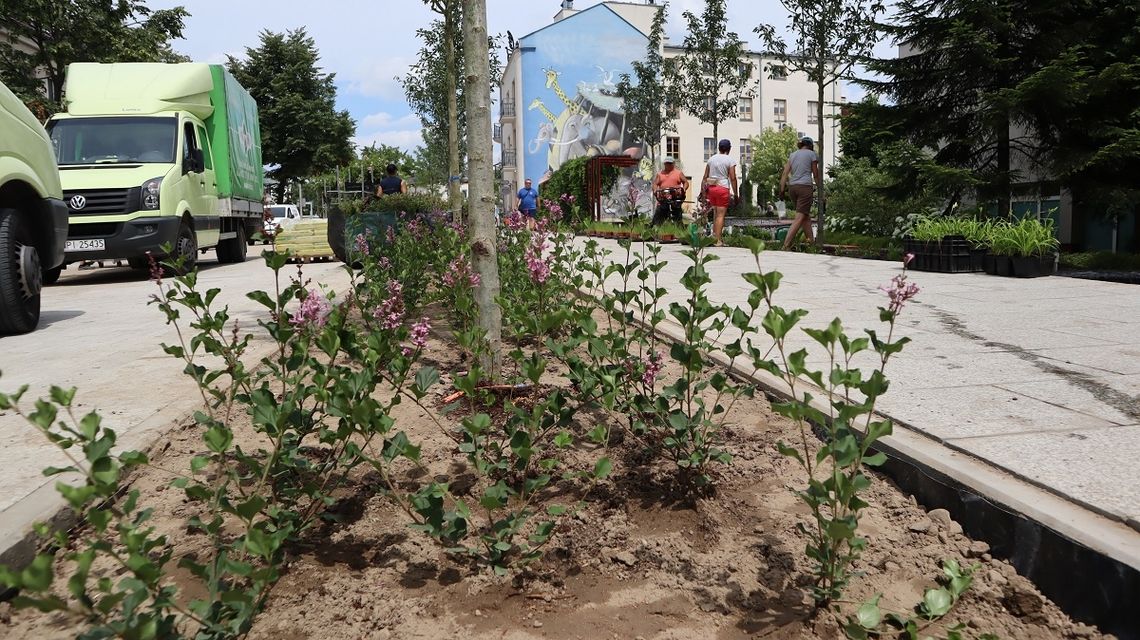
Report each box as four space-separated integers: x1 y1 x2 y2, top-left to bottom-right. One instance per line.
65 239 105 252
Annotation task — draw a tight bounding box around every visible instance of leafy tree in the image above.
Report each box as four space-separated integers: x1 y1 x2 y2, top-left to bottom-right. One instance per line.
227 28 355 202
748 126 799 205
756 0 884 242
463 0 503 378
0 0 189 114
403 2 503 220
405 1 462 219
836 95 906 166
667 0 753 142
615 3 670 165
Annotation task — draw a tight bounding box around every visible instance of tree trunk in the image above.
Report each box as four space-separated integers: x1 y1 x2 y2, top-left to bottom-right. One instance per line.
444 4 463 221
462 0 502 379
997 114 1011 217
815 78 826 245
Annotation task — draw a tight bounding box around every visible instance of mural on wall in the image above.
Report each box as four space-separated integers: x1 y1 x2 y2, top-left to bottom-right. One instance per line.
520 5 652 195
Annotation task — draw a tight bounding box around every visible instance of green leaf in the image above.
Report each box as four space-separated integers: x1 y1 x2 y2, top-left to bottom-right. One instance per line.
49 386 77 407
857 594 882 629
593 457 613 479
922 587 953 618
203 424 233 453
776 441 805 465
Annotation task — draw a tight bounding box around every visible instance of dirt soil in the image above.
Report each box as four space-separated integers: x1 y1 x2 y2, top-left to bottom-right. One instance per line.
0 312 1112 640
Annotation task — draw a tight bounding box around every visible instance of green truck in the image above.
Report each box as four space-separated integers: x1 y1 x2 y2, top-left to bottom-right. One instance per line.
0 81 69 334
46 63 264 272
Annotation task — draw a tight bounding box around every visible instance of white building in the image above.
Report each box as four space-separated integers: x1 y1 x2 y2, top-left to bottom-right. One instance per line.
497 1 842 210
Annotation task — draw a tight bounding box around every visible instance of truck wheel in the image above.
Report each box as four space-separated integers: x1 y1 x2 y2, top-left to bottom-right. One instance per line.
42 266 62 285
216 223 248 264
0 208 43 334
164 221 198 276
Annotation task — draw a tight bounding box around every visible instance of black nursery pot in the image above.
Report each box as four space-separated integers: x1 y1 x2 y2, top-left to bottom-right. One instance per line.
1011 255 1042 278
994 254 1013 277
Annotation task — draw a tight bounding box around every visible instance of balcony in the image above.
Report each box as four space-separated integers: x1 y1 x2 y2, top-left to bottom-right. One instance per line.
502 149 517 168
493 123 502 143
500 101 516 119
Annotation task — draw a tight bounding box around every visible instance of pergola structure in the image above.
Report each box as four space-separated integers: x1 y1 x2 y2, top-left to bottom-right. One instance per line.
586 155 639 221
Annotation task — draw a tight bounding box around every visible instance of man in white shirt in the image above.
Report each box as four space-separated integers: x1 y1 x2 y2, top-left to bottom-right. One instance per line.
700 139 739 246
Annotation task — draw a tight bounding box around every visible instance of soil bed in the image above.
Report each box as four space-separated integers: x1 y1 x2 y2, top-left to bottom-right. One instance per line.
0 306 1109 640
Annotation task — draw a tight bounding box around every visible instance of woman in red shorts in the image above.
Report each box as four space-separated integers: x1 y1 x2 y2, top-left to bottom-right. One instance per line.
700 139 739 246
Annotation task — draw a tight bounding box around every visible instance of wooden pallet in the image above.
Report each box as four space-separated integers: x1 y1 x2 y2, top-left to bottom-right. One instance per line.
285 254 337 264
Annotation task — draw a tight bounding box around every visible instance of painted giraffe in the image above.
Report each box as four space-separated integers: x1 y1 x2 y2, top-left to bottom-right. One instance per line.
543 68 586 115
528 98 557 122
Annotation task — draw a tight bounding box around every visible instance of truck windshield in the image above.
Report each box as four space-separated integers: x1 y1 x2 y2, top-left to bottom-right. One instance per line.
48 116 177 165
268 206 292 219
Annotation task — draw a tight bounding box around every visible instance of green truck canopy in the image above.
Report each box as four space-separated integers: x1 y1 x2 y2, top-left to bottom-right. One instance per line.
64 62 263 202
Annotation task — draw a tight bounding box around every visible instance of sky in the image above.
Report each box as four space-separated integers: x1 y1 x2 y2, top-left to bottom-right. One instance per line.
151 0 897 154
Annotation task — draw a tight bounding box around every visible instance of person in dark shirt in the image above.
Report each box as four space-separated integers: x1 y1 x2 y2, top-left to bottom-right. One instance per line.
377 163 407 196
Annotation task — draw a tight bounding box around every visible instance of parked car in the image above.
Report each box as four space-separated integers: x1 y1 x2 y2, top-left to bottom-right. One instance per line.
0 81 69 334
262 204 301 237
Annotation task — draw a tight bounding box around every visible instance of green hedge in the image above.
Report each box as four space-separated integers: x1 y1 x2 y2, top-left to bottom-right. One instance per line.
540 156 621 222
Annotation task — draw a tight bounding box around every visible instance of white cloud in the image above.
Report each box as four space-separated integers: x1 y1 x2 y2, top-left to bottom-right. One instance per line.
360 111 421 131
354 128 424 152
344 57 413 101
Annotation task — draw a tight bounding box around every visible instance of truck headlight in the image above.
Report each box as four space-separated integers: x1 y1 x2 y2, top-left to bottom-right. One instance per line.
141 177 163 210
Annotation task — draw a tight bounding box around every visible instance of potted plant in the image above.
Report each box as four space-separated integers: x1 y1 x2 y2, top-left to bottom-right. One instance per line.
1007 218 1060 278
656 222 684 243
327 193 446 263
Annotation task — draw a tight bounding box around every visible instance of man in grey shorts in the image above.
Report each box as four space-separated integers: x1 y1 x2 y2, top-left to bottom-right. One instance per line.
778 136 823 249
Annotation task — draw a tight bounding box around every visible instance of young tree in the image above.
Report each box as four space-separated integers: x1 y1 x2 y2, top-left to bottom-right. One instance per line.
614 3 670 165
0 0 189 113
749 126 800 205
227 28 355 203
463 0 503 378
756 0 884 242
408 0 462 220
668 0 753 142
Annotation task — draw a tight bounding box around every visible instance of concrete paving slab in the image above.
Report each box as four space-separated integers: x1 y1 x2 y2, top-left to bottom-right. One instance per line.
946 425 1140 521
1033 345 1140 375
884 384 1123 440
998 380 1140 425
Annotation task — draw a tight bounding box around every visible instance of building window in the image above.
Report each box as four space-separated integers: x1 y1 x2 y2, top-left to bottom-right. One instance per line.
666 99 678 119
770 64 788 80
666 136 680 159
739 139 753 168
738 61 752 79
808 101 820 125
703 96 715 115
738 97 752 121
774 99 787 122
703 138 716 162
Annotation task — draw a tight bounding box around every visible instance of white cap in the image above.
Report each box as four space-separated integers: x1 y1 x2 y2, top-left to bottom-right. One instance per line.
663 156 675 163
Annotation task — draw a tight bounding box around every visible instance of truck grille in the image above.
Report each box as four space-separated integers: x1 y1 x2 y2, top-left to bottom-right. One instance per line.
68 222 120 238
63 188 139 216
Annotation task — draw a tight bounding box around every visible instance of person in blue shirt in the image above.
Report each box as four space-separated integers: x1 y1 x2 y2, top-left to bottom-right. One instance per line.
517 178 538 229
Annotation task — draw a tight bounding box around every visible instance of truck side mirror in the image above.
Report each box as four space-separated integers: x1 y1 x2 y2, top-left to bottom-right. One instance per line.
192 148 205 173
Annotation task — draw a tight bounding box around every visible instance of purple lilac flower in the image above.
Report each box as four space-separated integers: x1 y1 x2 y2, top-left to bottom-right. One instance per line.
443 254 480 288
377 256 392 271
353 233 370 256
526 232 552 284
505 211 526 231
881 274 921 314
372 279 405 330
292 289 332 329
410 317 431 349
904 253 915 268
642 350 664 387
385 226 396 244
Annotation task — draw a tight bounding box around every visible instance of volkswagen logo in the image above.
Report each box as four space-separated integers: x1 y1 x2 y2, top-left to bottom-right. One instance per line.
69 195 87 210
